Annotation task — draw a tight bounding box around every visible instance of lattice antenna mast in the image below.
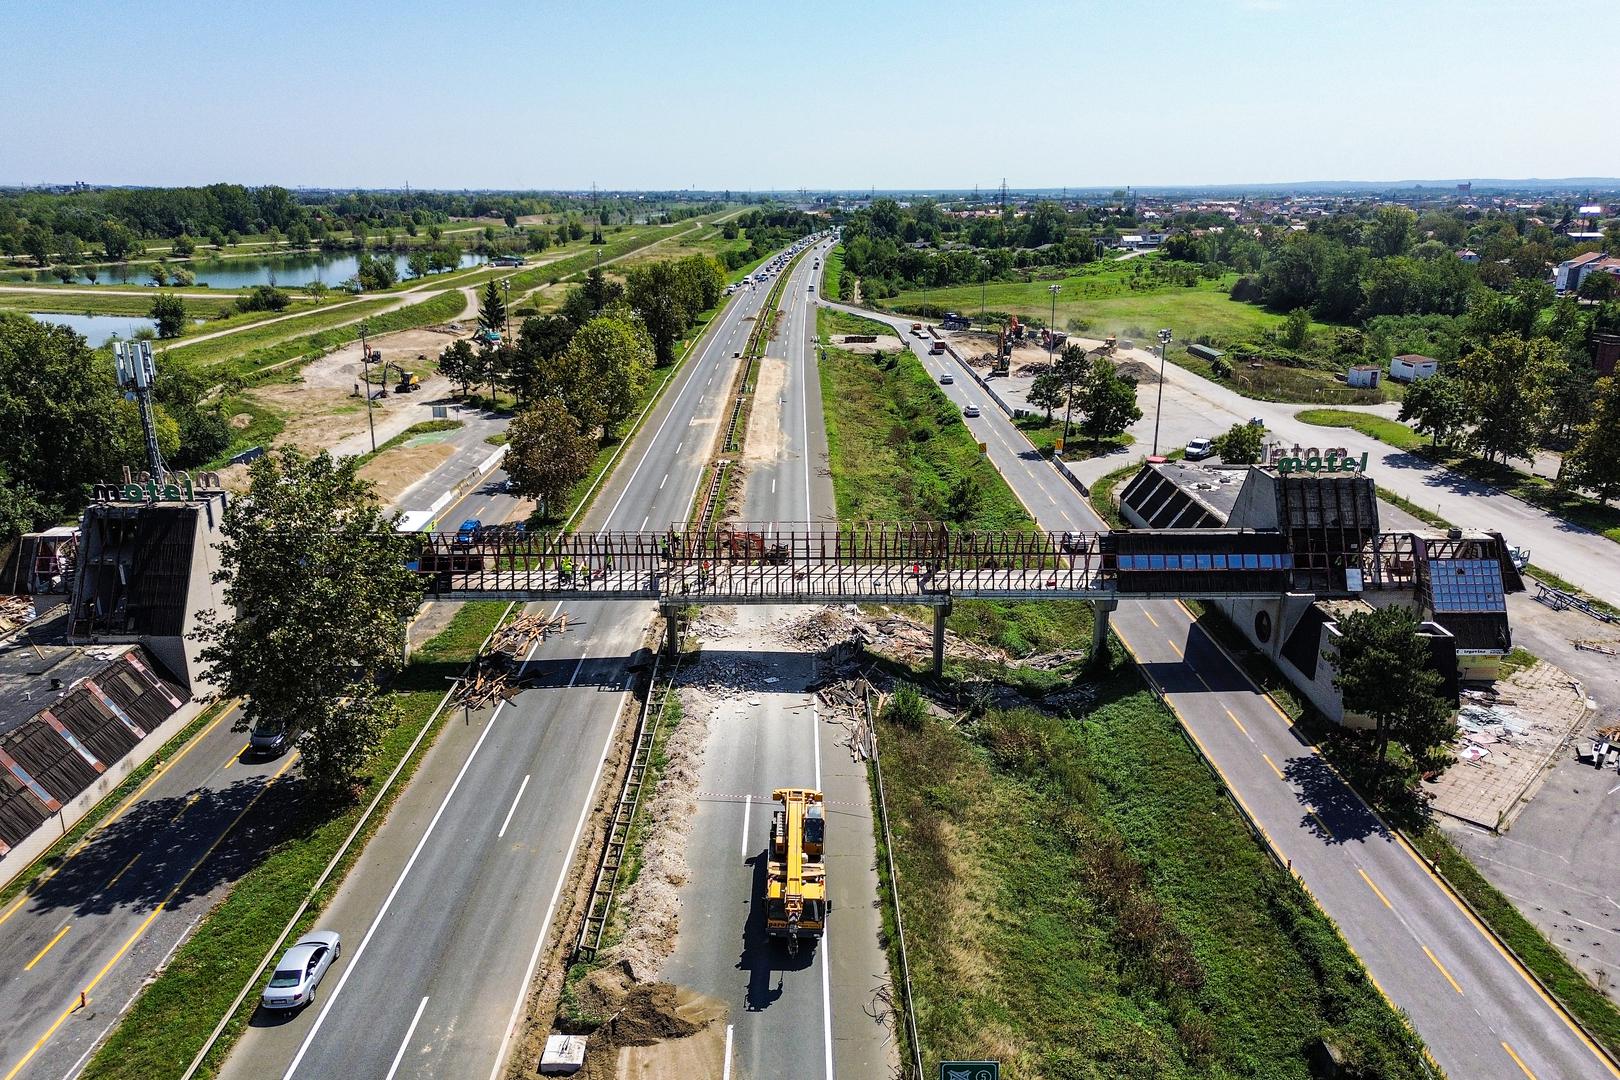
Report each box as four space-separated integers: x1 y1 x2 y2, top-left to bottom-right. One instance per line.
113 340 166 482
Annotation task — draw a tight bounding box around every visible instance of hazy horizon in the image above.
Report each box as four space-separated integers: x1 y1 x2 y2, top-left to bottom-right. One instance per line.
8 0 1620 190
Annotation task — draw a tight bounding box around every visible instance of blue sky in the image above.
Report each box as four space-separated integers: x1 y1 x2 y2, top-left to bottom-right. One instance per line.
6 0 1618 189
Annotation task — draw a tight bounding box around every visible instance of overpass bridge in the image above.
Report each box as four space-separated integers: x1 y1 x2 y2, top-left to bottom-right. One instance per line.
410 522 1507 671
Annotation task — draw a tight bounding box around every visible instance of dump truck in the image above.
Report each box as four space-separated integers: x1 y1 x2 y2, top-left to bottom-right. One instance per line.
766 787 826 953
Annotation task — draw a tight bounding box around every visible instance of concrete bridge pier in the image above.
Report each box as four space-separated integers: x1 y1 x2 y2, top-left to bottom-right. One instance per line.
1090 597 1118 668
660 604 683 656
932 602 952 677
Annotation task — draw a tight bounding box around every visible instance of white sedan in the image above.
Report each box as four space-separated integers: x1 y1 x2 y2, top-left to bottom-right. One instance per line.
261 931 341 1010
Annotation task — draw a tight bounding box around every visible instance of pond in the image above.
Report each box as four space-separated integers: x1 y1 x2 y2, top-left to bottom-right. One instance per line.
25 312 159 346
3 250 487 289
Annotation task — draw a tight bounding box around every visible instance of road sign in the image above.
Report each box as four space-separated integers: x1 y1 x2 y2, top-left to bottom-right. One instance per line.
940 1063 999 1080
1054 437 1065 454
978 442 988 455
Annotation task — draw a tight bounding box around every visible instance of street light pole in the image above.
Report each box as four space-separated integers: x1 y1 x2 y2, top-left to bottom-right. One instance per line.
1047 284 1061 363
1152 328 1171 456
359 321 376 453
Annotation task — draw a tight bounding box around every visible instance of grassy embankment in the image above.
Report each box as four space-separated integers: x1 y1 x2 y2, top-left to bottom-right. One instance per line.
820 244 844 301
819 310 1430 1074
818 305 1095 662
0 290 240 318
82 599 512 1080
1296 408 1427 451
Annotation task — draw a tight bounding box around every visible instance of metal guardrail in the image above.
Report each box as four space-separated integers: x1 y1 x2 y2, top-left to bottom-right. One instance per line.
574 646 677 961
864 683 925 1080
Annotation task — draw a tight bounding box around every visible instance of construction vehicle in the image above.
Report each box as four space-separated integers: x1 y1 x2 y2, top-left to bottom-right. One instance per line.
1007 315 1024 341
1039 327 1068 350
378 360 420 393
766 788 826 953
941 311 971 331
1102 334 1118 354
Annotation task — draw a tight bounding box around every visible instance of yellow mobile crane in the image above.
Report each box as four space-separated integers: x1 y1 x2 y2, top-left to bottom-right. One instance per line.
766 788 826 952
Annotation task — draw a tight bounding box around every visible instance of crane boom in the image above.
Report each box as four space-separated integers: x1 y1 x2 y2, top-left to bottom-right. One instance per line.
766 787 826 953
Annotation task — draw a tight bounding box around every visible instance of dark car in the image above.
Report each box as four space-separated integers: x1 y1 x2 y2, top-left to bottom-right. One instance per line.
456 518 481 545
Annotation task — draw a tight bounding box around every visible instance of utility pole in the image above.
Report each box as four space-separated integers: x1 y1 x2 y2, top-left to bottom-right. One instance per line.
1152 328 1172 456
359 321 376 453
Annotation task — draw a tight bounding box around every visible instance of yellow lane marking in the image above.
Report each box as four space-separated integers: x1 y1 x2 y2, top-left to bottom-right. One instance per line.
168 791 202 824
1424 945 1463 994
105 854 140 891
1262 753 1284 780
222 742 250 769
1167 639 1183 657
1 751 297 1080
1502 1042 1538 1079
0 704 235 934
1225 708 1248 736
1307 809 1335 839
24 925 70 972
1359 868 1394 911
1143 609 1158 628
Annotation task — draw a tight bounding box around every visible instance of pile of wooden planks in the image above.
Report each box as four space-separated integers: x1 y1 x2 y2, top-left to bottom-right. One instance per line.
454 611 572 709
0 596 32 637
490 611 569 656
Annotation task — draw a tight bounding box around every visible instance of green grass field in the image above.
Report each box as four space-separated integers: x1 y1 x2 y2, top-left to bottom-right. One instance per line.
878 668 1430 1078
820 245 844 301
1296 408 1426 450
0 290 241 319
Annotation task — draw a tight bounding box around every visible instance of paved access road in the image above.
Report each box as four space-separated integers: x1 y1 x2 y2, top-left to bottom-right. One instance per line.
661 238 896 1078
220 246 810 1080
1059 343 1620 610
838 301 1620 1080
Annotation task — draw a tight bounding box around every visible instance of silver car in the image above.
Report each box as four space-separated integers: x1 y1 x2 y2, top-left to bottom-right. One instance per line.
261 931 341 1010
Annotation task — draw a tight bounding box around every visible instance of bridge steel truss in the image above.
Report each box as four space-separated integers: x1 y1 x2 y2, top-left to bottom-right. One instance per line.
408 522 1501 673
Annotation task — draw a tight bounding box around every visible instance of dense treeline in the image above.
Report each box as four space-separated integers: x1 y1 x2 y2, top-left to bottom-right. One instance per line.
0 185 727 262
714 206 817 270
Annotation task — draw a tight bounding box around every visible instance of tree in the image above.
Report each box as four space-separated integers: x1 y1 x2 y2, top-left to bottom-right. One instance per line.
169 266 196 287
1580 272 1620 302
561 315 652 438
305 281 329 304
944 476 982 523
195 449 421 796
1077 360 1142 447
505 397 595 518
1398 373 1467 448
356 254 397 291
149 293 188 338
1562 376 1620 501
1027 369 1065 423
102 220 139 260
0 313 134 537
51 265 75 284
407 250 431 279
1333 605 1456 774
1454 334 1559 462
149 264 169 287
438 338 479 397
561 267 624 327
1051 344 1092 438
1212 420 1265 464
590 227 605 245
1281 307 1311 349
625 260 692 367
503 210 518 230
477 280 507 337
288 222 312 249
22 225 52 267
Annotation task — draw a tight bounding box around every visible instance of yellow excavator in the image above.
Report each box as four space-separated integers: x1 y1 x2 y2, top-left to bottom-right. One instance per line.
766 788 826 952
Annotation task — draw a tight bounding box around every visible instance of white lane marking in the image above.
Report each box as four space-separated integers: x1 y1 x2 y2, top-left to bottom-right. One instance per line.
497 775 531 839
660 473 668 490
486 672 629 1080
640 515 650 532
676 442 682 454
821 925 834 1080
722 1024 735 1080
383 996 429 1080
813 704 822 792
771 478 776 494
283 693 515 1078
740 795 752 857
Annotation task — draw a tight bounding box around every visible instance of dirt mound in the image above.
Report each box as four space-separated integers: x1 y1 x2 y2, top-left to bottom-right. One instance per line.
565 967 726 1080
1114 358 1161 385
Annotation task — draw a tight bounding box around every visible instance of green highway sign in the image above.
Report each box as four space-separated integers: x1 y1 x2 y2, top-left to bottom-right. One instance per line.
940 1063 999 1080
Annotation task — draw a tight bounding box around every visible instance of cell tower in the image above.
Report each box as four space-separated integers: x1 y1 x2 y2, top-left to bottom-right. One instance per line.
112 340 167 483
999 178 1008 210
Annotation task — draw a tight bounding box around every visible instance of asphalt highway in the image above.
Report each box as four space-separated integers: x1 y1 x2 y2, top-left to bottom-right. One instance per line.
837 300 1620 1080
660 238 895 1077
0 463 520 1080
220 248 806 1080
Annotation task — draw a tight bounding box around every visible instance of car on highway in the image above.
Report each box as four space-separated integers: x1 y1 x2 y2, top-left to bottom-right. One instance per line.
249 720 295 756
1184 437 1215 460
261 931 341 1010
1248 416 1266 428
456 518 481 544
939 372 954 384
963 404 980 418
